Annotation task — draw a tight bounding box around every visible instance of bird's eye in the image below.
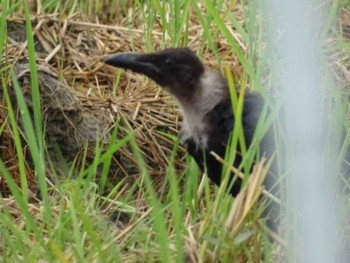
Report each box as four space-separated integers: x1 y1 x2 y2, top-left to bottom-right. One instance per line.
164 58 174 66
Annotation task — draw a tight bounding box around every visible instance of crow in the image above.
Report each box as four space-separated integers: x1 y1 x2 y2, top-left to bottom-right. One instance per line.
104 48 278 226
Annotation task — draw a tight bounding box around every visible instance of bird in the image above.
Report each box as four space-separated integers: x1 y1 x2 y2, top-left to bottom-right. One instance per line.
103 48 278 230
104 48 276 193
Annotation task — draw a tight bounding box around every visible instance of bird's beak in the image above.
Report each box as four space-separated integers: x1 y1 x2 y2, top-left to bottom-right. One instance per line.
103 52 160 78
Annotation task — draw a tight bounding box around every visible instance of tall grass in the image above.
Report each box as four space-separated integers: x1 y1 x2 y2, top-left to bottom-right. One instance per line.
1 1 269 262
0 0 348 262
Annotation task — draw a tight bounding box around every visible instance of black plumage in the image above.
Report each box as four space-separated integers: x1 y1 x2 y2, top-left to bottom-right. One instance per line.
104 48 276 197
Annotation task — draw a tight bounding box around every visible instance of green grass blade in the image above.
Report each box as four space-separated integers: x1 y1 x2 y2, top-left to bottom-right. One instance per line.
2 76 28 203
202 0 256 82
0 0 8 62
11 74 52 221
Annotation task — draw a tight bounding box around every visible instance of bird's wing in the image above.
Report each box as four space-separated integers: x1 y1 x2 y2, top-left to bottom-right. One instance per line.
205 91 265 151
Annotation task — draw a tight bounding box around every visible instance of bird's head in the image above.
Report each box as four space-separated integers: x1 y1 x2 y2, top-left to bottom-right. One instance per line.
104 48 205 99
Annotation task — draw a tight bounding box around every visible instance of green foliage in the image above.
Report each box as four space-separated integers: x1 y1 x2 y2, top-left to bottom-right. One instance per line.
0 0 348 262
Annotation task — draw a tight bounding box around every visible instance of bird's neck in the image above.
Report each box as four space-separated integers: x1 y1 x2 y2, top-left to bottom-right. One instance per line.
176 70 229 147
